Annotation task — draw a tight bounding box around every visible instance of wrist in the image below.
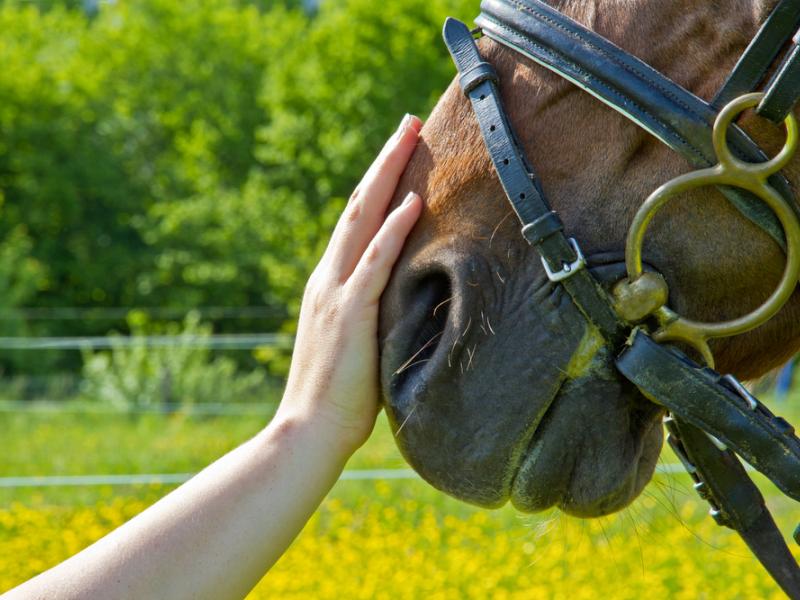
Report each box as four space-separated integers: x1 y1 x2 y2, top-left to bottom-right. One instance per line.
264 404 362 466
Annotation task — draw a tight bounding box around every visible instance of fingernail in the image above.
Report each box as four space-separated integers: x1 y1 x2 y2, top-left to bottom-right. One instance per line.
402 192 417 207
396 113 411 138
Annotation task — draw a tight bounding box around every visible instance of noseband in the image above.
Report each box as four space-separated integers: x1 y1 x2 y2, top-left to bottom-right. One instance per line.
444 0 800 595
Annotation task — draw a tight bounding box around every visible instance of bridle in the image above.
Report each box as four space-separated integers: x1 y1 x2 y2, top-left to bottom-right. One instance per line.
443 0 800 595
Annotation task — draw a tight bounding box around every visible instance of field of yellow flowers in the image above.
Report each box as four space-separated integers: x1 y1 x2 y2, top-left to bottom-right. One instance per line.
1 408 798 598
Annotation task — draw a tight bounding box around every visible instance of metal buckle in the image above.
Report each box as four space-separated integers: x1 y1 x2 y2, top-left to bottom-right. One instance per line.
541 238 586 282
721 374 759 411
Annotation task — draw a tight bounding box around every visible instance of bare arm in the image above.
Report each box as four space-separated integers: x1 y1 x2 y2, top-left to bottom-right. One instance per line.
5 114 423 600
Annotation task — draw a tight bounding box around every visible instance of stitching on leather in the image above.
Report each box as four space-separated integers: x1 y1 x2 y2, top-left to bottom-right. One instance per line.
502 0 794 190
677 366 800 474
480 15 709 163
505 0 702 119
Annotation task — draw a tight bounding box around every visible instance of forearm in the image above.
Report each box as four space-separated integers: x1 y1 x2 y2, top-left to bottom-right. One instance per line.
6 411 348 600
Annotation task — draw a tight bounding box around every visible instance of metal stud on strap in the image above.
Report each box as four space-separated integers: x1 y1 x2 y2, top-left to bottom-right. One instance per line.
541 238 586 282
721 374 759 411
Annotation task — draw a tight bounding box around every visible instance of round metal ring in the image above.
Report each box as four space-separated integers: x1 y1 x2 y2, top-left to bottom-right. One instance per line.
713 92 799 178
622 93 800 366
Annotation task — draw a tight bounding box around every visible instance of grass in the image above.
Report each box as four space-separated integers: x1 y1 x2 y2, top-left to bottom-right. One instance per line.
1 399 799 598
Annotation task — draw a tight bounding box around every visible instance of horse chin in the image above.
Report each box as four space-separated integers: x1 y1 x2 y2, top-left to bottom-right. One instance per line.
383 346 664 517
509 366 665 517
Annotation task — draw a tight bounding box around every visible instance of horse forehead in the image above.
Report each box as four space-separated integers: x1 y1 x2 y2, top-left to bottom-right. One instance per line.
417 53 617 220
420 87 492 215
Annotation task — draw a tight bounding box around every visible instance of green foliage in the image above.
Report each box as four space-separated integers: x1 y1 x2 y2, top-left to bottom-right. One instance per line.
0 0 476 378
0 226 46 335
80 313 268 409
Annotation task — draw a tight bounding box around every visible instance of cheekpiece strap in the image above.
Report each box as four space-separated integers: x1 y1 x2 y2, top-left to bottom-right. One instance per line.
521 211 564 246
442 17 625 344
713 0 800 110
758 38 800 123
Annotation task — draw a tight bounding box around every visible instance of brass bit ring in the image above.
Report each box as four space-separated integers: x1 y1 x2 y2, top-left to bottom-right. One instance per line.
622 92 800 367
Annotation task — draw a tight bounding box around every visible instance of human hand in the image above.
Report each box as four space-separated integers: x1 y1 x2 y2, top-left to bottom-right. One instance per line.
276 114 423 457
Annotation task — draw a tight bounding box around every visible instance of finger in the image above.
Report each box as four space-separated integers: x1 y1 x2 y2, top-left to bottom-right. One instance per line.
347 192 422 304
359 114 423 208
326 115 422 281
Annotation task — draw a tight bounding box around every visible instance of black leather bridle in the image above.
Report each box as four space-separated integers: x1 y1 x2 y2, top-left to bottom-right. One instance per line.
443 0 800 596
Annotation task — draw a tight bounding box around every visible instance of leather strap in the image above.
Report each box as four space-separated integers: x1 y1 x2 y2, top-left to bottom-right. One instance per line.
616 330 800 500
667 418 800 599
713 0 800 110
617 331 800 597
443 17 626 344
475 0 798 250
759 39 800 123
521 211 563 246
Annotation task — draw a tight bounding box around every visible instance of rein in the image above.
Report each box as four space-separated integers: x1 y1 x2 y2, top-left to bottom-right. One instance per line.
442 0 800 595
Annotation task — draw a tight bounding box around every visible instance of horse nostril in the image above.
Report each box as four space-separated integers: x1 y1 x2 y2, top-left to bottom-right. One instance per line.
390 271 452 391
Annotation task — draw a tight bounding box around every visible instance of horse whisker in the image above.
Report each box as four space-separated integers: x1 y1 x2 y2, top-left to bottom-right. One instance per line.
466 345 476 371
489 210 514 248
496 270 506 284
394 405 417 437
448 338 460 368
394 359 431 377
393 331 444 376
487 316 496 335
433 296 453 318
461 317 472 339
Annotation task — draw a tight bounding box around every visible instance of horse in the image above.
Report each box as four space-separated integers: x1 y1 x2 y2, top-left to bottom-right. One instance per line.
378 0 800 525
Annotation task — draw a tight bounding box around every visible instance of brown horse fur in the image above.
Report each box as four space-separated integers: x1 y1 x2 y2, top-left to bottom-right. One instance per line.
378 0 800 516
396 0 800 379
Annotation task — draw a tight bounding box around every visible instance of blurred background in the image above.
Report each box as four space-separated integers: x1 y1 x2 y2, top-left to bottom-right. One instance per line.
0 0 797 597
0 0 476 404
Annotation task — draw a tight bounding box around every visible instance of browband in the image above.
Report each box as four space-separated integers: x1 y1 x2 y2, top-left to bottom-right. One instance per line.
475 0 799 249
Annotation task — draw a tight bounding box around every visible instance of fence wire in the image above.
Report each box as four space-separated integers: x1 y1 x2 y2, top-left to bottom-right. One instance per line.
0 466 696 489
0 401 276 416
0 333 294 351
0 306 286 321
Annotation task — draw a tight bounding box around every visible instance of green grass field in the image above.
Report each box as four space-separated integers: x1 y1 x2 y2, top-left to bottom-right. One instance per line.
1 400 798 598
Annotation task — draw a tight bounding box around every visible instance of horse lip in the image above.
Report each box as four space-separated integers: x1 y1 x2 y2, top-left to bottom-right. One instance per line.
505 376 566 501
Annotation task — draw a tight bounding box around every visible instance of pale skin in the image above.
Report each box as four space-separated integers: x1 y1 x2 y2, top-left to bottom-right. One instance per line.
4 114 424 600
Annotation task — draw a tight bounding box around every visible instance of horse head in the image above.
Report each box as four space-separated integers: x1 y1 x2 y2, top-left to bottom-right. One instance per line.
379 0 800 517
